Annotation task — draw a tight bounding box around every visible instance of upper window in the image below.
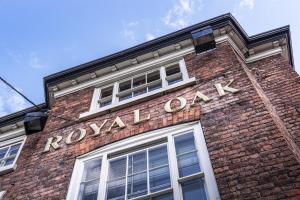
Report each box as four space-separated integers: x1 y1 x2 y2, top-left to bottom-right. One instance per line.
0 136 25 174
67 123 220 200
81 59 194 118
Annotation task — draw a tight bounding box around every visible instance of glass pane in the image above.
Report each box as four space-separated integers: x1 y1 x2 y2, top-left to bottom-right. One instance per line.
100 100 112 108
133 75 146 88
119 80 132 92
79 179 99 200
109 158 127 179
149 146 168 169
83 159 102 181
147 71 160 83
150 166 171 192
101 86 113 98
133 88 146 97
167 75 182 85
177 152 200 177
107 157 127 200
175 133 200 177
182 179 207 200
175 133 197 155
127 172 147 199
0 147 8 159
148 82 162 92
119 93 132 101
8 144 21 156
128 151 147 175
152 193 174 200
4 157 15 166
107 178 126 200
166 64 180 76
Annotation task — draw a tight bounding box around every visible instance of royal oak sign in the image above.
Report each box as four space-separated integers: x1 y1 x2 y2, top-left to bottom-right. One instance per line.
43 79 239 153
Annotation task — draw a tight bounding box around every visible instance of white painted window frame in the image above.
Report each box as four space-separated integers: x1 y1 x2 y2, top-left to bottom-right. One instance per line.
80 58 195 119
0 191 6 200
0 135 26 175
67 122 220 200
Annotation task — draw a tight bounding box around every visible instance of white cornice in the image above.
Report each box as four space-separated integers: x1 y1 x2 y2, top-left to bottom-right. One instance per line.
52 34 284 100
215 34 283 63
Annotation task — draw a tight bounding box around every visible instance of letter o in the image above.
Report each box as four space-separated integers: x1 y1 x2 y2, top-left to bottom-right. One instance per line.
65 128 86 145
164 97 187 113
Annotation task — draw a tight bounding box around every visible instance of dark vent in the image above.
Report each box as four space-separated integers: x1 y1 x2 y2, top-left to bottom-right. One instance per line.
24 111 48 135
191 26 216 54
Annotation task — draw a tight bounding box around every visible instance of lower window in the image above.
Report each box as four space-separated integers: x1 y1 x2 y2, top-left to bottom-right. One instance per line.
67 123 220 200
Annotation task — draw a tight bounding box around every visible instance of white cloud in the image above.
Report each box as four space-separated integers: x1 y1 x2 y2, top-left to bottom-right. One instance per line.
239 0 255 10
29 52 47 69
146 33 155 41
122 21 139 42
0 82 30 117
163 0 203 29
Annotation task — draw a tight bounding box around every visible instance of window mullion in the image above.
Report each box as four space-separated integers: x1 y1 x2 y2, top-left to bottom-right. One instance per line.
98 154 108 200
112 82 119 105
146 149 150 195
91 87 101 110
179 59 189 81
160 66 167 88
125 155 129 200
167 135 182 200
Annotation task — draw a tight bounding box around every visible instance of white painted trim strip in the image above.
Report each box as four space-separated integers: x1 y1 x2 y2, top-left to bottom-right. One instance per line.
215 35 282 64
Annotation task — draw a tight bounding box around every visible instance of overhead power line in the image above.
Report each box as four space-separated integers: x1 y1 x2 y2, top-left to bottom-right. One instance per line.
0 76 77 123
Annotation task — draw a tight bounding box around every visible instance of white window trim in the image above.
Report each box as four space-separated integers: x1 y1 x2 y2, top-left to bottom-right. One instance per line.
0 135 26 175
67 122 220 200
80 59 195 119
0 191 6 199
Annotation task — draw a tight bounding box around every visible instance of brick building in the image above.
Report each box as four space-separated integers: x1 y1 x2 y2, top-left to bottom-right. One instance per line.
0 13 300 199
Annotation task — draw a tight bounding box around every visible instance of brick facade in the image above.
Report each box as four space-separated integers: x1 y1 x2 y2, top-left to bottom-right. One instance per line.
1 41 300 200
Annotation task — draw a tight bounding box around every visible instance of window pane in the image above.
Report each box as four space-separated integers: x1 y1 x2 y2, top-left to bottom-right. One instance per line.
100 100 112 108
175 133 197 155
83 159 102 181
149 146 171 192
119 80 132 92
175 133 201 177
177 152 200 177
150 166 171 192
101 86 113 98
167 75 182 85
119 93 132 101
149 146 168 169
152 193 174 200
133 88 146 97
79 179 99 200
147 71 160 83
166 64 180 76
182 179 207 200
4 157 15 166
133 75 146 88
0 147 8 159
8 144 21 156
148 82 162 92
78 159 102 200
128 151 147 175
107 158 127 200
127 172 148 199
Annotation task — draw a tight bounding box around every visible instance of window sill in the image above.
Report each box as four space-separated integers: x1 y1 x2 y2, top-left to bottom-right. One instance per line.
0 164 16 176
131 187 173 200
178 171 205 183
79 77 196 120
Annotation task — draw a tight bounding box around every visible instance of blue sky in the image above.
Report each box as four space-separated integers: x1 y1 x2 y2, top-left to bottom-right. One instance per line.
0 0 299 117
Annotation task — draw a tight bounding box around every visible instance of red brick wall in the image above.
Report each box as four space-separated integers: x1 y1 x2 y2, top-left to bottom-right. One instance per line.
1 42 300 199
